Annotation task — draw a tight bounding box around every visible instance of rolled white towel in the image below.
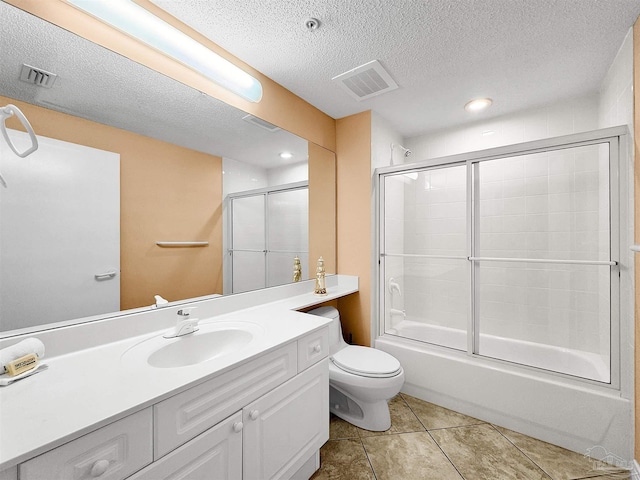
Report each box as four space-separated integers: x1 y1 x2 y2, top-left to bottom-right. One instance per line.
0 338 45 374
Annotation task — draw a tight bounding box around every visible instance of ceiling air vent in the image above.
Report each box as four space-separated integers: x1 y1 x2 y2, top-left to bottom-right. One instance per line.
332 60 398 101
241 114 280 132
19 64 57 88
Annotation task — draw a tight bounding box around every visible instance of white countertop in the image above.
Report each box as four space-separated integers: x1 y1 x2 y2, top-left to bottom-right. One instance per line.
0 275 358 469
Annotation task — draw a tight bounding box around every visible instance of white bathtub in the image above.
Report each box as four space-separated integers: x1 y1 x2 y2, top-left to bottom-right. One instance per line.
386 320 609 383
376 320 633 463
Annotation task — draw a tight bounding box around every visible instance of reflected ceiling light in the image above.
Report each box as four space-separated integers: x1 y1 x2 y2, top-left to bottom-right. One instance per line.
67 0 263 102
464 98 493 112
279 152 293 159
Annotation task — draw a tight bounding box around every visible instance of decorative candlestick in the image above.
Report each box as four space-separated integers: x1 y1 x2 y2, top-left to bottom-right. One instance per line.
314 256 327 296
293 256 302 282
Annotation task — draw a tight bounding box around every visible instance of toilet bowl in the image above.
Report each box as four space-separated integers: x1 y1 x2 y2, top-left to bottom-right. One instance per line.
307 306 405 431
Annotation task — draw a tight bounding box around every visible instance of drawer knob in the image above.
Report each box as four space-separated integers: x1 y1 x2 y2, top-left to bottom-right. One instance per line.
313 345 322 353
249 410 260 421
233 421 244 433
90 459 110 477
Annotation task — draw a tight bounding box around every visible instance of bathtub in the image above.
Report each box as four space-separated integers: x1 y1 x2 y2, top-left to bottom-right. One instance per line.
376 320 633 464
386 320 609 383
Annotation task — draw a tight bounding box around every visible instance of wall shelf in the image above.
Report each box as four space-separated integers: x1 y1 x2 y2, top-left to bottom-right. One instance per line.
156 242 209 248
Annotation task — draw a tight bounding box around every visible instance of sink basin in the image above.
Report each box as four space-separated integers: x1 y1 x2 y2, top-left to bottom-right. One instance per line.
122 321 264 368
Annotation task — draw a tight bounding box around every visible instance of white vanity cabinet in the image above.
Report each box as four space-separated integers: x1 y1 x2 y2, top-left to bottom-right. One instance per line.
6 326 330 480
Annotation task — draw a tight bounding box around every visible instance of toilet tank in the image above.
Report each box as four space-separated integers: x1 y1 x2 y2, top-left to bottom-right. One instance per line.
306 306 346 354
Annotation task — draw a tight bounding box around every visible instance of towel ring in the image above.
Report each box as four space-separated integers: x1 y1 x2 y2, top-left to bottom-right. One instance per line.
0 104 38 158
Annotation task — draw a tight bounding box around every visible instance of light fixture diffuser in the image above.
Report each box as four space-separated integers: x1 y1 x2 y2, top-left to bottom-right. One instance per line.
67 0 263 102
464 98 493 112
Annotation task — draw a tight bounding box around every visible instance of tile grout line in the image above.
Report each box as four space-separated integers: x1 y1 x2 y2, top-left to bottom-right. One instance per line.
398 393 468 480
357 433 379 480
489 424 556 480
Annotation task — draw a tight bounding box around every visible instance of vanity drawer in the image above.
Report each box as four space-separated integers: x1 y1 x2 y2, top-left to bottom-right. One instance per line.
297 327 329 372
19 408 152 480
154 342 297 459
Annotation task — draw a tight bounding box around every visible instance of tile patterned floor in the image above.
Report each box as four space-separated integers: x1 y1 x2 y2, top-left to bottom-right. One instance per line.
310 393 630 480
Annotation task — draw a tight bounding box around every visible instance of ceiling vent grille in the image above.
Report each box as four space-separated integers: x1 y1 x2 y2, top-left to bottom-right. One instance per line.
19 64 57 88
332 60 398 101
241 114 280 132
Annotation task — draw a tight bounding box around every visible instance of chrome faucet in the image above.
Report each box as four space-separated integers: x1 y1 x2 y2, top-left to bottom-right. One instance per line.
163 307 199 338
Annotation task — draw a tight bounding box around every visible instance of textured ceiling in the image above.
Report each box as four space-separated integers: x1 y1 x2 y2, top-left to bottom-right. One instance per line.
1 0 639 154
154 0 640 137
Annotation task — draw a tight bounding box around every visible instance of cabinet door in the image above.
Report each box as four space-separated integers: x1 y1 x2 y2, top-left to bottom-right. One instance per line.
243 360 329 480
154 342 296 458
129 412 243 480
19 409 152 480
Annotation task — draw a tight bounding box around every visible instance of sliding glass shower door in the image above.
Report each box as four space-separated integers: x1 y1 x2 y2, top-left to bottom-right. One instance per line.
229 184 308 294
378 130 622 384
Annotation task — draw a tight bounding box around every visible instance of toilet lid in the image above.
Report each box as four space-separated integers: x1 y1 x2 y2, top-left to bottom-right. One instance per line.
331 346 402 378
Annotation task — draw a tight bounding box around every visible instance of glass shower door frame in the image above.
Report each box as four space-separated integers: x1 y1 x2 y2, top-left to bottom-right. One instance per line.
227 181 308 294
376 127 627 389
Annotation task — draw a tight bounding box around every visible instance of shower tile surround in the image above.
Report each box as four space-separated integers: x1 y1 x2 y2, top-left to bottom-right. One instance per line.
384 133 616 381
312 394 630 480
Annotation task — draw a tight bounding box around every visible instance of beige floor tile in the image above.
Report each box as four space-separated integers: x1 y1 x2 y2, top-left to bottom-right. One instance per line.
310 439 375 480
329 414 360 439
401 393 484 430
357 394 425 437
362 431 463 480
431 424 551 480
495 426 630 480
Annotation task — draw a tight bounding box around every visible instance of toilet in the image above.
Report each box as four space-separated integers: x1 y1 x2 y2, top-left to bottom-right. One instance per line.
307 306 405 431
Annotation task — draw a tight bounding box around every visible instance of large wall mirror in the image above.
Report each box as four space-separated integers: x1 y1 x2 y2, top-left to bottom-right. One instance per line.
0 2 336 335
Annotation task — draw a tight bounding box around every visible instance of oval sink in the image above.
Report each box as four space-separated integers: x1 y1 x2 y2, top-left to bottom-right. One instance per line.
122 321 264 368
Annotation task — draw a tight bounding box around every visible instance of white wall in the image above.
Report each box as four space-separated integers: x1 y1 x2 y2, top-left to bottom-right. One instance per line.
267 161 307 185
405 94 599 160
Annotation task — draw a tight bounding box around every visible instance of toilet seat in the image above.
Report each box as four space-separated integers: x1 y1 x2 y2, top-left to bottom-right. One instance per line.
331 346 402 378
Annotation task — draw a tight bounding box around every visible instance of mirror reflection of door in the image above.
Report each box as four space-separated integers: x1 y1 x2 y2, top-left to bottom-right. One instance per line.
229 183 308 294
0 130 120 330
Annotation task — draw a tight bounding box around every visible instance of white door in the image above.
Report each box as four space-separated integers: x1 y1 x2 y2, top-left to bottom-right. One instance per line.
0 129 120 330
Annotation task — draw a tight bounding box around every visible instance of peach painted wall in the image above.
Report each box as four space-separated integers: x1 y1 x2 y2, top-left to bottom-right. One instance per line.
309 142 337 276
1 96 223 311
336 111 372 346
5 0 336 153
634 17 639 464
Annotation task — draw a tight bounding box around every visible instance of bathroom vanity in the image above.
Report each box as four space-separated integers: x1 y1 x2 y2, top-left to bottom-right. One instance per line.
0 275 358 480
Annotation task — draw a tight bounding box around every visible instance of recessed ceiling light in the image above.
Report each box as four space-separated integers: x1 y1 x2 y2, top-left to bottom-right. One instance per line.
464 98 493 112
280 152 293 159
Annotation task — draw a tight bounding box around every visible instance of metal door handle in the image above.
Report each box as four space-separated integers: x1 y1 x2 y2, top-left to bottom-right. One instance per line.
94 271 117 280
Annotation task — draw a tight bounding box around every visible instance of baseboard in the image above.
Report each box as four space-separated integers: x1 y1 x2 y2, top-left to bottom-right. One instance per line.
632 459 639 479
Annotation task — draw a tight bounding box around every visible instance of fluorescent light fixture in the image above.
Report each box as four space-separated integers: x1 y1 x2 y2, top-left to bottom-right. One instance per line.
279 152 293 159
464 98 492 112
67 0 263 102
